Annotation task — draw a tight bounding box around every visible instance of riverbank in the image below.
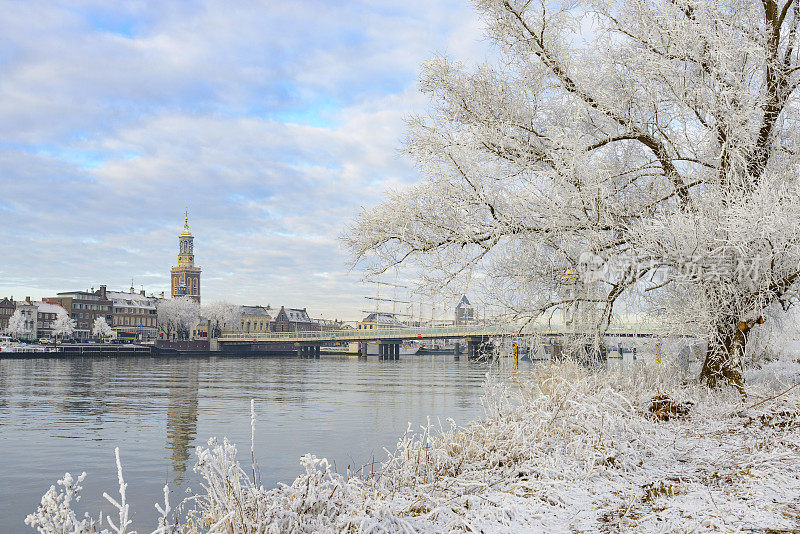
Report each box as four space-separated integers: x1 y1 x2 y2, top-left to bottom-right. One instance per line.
27 354 800 532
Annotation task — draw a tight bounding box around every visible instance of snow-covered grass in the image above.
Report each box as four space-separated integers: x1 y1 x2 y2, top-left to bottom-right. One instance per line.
26 353 800 533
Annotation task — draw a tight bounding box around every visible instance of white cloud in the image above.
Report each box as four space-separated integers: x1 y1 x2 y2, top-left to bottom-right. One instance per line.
0 0 489 318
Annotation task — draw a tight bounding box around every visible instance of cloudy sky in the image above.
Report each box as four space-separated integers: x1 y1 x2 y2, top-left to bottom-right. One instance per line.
0 0 490 320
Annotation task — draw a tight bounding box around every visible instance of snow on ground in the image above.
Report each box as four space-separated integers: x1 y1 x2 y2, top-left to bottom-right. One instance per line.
27 353 800 533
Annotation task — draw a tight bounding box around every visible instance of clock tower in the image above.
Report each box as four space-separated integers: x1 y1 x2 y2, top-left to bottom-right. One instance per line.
170 211 202 303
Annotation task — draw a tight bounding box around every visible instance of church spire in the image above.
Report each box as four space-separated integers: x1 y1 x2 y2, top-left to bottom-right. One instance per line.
181 207 192 236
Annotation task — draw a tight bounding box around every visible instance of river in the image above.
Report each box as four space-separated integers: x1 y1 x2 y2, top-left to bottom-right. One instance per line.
0 354 497 532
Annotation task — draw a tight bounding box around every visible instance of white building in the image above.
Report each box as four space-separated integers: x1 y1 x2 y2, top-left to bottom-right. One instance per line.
15 298 38 341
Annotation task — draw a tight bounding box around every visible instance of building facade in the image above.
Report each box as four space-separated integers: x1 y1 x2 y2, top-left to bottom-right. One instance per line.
15 298 38 340
44 287 113 340
239 305 273 334
357 312 403 330
170 215 202 304
34 301 63 339
272 306 318 332
106 287 158 341
0 297 15 331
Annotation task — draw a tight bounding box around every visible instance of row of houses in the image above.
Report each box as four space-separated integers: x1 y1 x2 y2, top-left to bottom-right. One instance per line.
0 285 160 341
0 297 64 339
236 306 338 334
1 287 335 342
2 285 479 341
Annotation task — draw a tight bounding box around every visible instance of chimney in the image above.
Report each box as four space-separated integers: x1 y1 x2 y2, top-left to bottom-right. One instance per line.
99 285 107 299
25 296 31 304
140 290 145 296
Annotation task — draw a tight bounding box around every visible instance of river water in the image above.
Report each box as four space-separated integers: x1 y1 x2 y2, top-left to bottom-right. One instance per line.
0 354 496 532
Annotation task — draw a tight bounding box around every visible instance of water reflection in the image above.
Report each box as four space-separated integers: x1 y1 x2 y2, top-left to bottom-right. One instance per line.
166 358 199 485
0 354 490 532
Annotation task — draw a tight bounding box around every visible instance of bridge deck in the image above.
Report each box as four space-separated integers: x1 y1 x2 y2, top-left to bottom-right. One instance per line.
218 324 666 344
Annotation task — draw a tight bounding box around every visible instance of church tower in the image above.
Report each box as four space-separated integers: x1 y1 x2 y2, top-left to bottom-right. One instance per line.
170 211 202 303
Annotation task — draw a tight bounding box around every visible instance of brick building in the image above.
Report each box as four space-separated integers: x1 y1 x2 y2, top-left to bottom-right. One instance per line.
272 306 318 332
44 287 113 340
34 301 64 339
0 297 15 331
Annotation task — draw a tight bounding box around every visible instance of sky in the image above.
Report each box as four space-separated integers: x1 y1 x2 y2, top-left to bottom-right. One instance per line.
0 0 491 321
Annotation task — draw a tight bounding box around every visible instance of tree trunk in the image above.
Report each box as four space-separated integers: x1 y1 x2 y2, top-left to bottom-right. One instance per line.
699 318 761 396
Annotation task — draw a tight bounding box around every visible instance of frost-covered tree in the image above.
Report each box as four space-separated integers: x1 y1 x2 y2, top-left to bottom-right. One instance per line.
6 309 26 339
157 297 200 341
52 307 75 341
347 0 800 390
202 301 241 338
92 316 114 341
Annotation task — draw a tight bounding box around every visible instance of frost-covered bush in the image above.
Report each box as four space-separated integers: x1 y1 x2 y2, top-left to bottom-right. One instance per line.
25 472 97 533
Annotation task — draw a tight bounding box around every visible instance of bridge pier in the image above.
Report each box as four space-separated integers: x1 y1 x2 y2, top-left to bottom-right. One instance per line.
296 344 320 358
454 342 461 360
377 342 399 360
466 336 490 360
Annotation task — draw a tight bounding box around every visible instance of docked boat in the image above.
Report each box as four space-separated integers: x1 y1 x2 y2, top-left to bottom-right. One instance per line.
332 342 421 356
0 337 53 354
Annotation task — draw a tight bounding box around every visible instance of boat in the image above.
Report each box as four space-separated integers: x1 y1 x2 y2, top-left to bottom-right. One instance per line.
0 336 54 354
328 342 420 356
319 345 358 356
417 340 458 355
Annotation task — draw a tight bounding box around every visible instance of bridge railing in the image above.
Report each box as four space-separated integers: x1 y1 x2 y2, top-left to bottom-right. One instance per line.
218 325 508 342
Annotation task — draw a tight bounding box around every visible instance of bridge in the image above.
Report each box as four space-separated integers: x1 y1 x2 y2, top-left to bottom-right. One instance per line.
218 322 667 359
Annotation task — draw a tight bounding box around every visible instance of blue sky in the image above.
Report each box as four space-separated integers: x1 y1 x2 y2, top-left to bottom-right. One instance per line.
0 0 489 320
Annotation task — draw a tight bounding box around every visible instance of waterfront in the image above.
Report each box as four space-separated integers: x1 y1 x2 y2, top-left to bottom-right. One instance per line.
0 354 495 532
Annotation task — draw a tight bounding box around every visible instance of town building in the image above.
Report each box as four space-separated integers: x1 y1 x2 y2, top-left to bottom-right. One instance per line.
0 297 15 330
454 295 476 325
192 318 211 341
272 306 318 332
357 312 403 330
105 287 159 341
34 301 64 339
15 297 38 341
44 287 113 340
313 318 344 331
239 305 273 334
170 213 201 304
